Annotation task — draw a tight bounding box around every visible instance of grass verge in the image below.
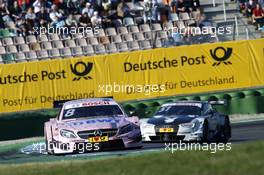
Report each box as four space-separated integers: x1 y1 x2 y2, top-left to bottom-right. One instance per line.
0 141 263 175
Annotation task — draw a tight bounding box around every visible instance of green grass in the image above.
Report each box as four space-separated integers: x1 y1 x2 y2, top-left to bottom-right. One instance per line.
0 137 43 153
0 141 263 175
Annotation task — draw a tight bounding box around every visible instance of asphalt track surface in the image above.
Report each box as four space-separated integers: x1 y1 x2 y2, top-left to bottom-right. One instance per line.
1 120 264 164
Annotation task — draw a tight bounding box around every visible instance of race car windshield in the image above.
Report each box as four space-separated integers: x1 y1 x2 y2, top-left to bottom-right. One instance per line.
155 105 202 116
62 105 123 119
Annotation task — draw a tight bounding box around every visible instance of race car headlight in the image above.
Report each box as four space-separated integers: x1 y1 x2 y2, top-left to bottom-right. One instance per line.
140 123 155 134
60 129 77 138
180 123 195 128
119 124 134 135
191 120 201 132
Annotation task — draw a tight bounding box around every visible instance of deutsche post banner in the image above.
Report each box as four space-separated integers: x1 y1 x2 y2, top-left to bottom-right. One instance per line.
0 39 263 113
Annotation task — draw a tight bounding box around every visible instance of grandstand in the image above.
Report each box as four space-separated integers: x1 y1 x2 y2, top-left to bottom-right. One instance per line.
0 0 262 64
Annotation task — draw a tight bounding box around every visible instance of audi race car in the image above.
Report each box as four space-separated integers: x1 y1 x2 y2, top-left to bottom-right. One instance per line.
140 101 231 143
44 98 142 155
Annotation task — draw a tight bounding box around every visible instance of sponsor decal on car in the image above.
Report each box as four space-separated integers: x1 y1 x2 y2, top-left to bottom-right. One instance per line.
159 128 174 133
89 136 109 143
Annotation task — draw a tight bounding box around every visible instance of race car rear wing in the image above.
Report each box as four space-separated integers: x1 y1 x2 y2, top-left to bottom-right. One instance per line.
53 96 113 108
53 100 69 108
209 100 226 105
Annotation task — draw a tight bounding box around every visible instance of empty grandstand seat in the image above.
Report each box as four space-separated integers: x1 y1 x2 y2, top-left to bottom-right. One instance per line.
18 44 30 52
75 38 87 46
85 31 94 38
186 19 196 26
139 40 152 50
87 37 99 45
48 34 60 41
26 51 38 61
36 50 49 60
179 12 190 21
0 46 6 54
117 43 129 52
117 27 128 35
94 44 106 54
2 38 13 46
60 48 72 58
14 52 26 62
105 43 117 53
6 45 17 53
60 34 71 40
122 33 134 42
52 40 64 49
82 45 94 56
41 41 52 50
111 35 122 43
37 35 49 42
105 28 117 36
170 13 179 22
157 31 168 40
26 35 37 43
2 53 15 63
96 28 106 37
163 22 174 30
133 32 145 41
139 24 151 33
128 41 140 51
151 23 162 31
64 39 76 47
72 33 84 39
71 46 83 56
13 36 25 45
128 25 139 33
154 39 162 48
48 49 61 58
98 36 110 45
144 32 154 40
123 17 134 26
30 43 41 51
176 21 185 28
0 55 3 63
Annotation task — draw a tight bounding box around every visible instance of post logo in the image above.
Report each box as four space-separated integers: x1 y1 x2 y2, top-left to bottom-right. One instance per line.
70 61 93 81
210 47 233 66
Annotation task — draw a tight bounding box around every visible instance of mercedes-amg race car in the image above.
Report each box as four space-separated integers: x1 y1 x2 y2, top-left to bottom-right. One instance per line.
140 101 231 142
44 98 142 155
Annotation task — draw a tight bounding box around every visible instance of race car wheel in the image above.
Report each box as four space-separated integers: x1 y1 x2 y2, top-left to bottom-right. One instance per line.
217 117 231 143
44 128 54 155
201 120 210 143
222 117 231 143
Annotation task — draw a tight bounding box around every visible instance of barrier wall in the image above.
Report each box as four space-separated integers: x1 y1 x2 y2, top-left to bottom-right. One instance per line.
0 39 263 113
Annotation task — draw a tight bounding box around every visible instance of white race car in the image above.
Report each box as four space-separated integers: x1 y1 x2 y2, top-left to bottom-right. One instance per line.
44 98 142 155
140 101 231 143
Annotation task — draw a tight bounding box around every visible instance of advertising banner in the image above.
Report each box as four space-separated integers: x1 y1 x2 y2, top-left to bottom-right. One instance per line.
0 39 263 113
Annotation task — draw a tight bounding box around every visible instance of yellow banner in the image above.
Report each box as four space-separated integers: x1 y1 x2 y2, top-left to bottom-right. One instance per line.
0 39 263 113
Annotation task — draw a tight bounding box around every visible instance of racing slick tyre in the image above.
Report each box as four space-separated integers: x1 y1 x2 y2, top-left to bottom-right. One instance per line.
201 120 210 143
217 117 231 143
44 129 54 155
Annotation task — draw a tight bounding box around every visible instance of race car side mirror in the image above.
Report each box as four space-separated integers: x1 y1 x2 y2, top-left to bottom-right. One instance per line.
128 111 138 117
